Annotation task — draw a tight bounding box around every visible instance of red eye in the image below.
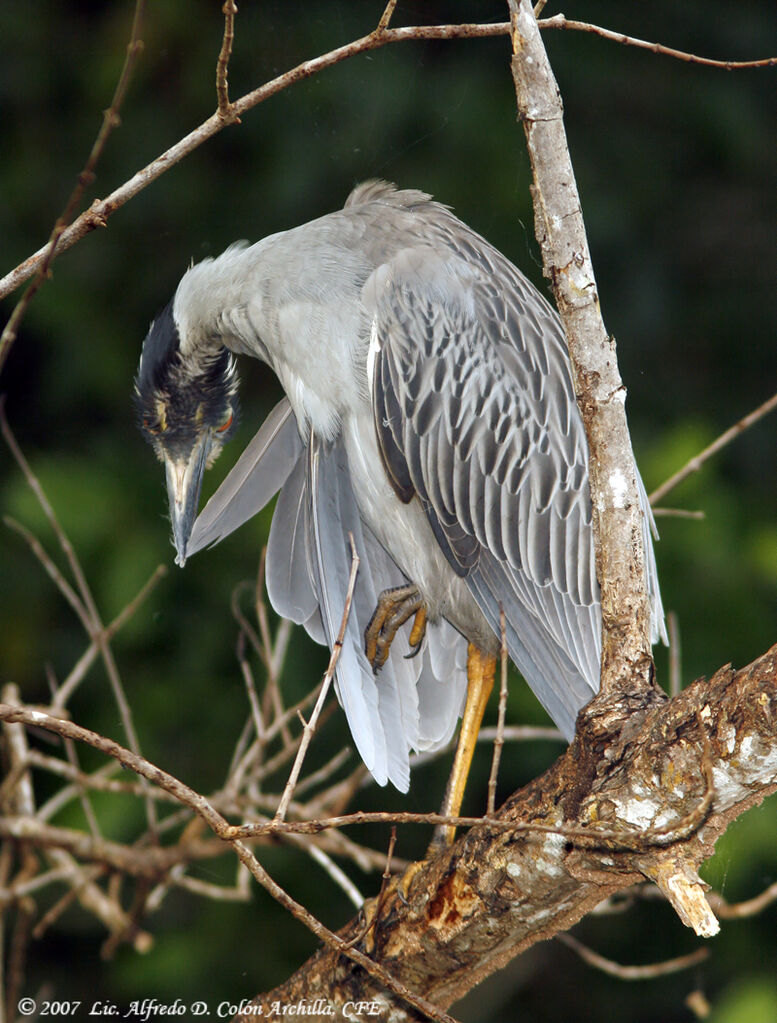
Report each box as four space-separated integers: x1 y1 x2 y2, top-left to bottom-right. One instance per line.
217 413 233 433
143 417 160 435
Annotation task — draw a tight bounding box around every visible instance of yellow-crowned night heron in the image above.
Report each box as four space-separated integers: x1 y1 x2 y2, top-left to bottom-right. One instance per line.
135 181 665 822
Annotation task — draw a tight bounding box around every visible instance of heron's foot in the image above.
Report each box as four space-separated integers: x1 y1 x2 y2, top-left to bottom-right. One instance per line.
364 584 426 672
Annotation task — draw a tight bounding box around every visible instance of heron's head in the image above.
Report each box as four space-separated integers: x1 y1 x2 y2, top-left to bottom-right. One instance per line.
134 298 240 566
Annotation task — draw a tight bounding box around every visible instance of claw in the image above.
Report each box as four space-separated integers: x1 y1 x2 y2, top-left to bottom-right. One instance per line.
364 584 426 672
404 607 428 660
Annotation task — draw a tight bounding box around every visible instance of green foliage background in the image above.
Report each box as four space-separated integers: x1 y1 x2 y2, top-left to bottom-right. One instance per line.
1 2 776 1020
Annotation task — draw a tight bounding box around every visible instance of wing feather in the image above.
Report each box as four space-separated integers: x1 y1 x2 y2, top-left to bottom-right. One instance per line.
306 433 470 789
266 454 318 625
188 397 301 555
363 237 662 735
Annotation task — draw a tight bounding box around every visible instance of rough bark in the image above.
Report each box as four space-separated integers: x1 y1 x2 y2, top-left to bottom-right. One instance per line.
237 645 777 1021
508 0 655 702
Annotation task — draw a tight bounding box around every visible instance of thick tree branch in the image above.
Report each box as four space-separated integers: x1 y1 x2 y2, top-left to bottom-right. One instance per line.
508 0 655 703
240 645 777 1021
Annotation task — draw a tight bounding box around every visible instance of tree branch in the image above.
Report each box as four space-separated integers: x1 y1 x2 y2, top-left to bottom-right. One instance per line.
508 0 655 703
541 14 777 70
3 12 771 311
0 0 146 374
238 645 777 1019
3 645 775 1020
649 389 777 505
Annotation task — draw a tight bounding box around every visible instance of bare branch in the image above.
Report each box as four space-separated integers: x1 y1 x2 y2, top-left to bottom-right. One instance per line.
541 14 777 70
0 0 146 374
376 0 398 34
508 0 655 699
557 931 708 979
3 515 92 636
486 608 509 815
1 9 771 313
247 646 777 1015
273 534 359 824
291 837 365 911
54 563 167 707
651 508 705 520
1 402 157 827
216 1 239 120
710 879 777 920
650 390 777 505
0 701 456 1021
0 19 509 305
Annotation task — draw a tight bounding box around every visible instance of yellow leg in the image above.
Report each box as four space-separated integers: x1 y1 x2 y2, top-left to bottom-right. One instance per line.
433 643 496 848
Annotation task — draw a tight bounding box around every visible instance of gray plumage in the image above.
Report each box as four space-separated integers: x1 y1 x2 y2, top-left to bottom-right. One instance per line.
136 180 666 791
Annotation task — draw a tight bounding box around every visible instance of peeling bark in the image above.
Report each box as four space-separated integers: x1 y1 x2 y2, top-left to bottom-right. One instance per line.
238 646 777 1021
508 0 656 700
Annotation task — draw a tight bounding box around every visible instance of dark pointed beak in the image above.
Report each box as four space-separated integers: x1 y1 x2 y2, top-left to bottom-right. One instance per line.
164 433 213 567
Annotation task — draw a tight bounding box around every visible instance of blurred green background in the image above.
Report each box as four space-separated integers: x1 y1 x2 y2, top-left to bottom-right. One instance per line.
1 1 776 1020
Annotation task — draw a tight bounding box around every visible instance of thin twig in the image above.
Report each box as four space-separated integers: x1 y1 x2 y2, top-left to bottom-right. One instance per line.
62 737 101 839
342 827 397 950
3 13 772 308
650 390 777 504
0 0 146 374
225 714 257 788
710 880 777 920
251 702 338 784
228 837 460 1023
254 559 293 745
541 14 777 70
376 0 398 34
0 697 607 847
651 508 705 520
667 611 682 698
3 516 92 635
0 21 509 304
558 932 708 979
237 631 266 744
0 705 456 1023
170 873 250 903
273 534 360 824
487 607 509 816
1 405 157 829
293 747 352 798
409 724 563 771
54 563 167 707
288 835 364 910
0 701 714 855
216 1 239 120
231 580 267 667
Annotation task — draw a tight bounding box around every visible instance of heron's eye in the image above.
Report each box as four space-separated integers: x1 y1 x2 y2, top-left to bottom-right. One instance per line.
143 416 161 435
216 411 233 433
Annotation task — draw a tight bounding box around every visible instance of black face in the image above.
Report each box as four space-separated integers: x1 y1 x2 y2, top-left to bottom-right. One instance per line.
134 300 240 463
134 299 240 564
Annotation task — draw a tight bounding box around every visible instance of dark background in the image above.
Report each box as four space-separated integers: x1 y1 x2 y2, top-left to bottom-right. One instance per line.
1 2 776 1020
